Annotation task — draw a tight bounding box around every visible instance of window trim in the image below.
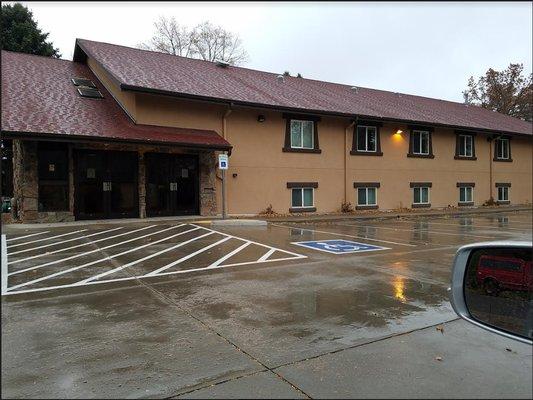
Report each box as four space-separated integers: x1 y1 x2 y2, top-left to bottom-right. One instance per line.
287 182 317 212
350 120 383 156
454 131 477 160
407 126 434 159
282 113 321 154
495 182 510 204
493 136 512 162
457 183 474 206
410 182 431 208
289 119 314 149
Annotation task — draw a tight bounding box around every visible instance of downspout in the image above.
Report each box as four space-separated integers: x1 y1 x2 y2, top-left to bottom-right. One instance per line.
488 136 493 202
221 104 233 218
344 119 356 204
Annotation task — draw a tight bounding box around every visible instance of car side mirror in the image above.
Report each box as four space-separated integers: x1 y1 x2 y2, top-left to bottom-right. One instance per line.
450 241 532 344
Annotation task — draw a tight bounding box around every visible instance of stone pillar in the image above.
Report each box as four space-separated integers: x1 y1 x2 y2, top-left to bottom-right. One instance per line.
199 152 217 216
68 145 75 215
138 150 146 218
12 140 39 222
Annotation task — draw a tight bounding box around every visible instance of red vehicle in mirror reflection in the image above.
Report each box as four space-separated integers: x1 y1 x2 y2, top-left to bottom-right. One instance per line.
476 255 533 295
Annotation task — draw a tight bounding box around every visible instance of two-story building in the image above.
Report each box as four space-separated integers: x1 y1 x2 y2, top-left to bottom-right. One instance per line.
1 39 532 223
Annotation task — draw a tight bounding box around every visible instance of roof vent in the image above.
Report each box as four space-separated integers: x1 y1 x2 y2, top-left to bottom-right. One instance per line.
71 77 96 88
77 86 104 99
215 60 230 68
350 86 358 93
277 75 284 82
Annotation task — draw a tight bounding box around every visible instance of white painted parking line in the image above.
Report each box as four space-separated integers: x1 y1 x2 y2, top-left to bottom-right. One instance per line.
8 225 159 267
7 227 123 256
271 223 417 247
208 241 252 268
340 222 497 239
3 223 307 296
6 231 51 243
1 235 7 295
76 227 209 284
145 235 232 277
8 229 88 249
257 248 277 262
7 225 201 291
394 220 532 232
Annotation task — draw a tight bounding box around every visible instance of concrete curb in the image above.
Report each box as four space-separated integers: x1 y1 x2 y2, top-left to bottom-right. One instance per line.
211 219 267 227
257 205 533 224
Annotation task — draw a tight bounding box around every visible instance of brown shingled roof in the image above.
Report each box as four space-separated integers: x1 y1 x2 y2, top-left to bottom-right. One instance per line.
1 50 232 150
75 38 532 136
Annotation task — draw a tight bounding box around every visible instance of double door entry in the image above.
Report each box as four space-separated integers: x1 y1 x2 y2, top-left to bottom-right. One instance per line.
145 153 199 217
74 150 139 220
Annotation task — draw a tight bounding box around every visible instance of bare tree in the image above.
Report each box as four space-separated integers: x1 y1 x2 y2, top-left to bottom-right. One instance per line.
138 17 248 65
192 21 248 65
138 16 196 58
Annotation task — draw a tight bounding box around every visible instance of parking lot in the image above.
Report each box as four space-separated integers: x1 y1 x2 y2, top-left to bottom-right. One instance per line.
2 211 532 398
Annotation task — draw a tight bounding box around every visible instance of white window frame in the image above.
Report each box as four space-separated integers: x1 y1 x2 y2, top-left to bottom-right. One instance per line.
291 187 314 208
497 186 509 202
290 120 314 150
413 186 430 204
458 135 473 157
459 186 474 203
357 187 377 206
356 126 378 152
496 138 510 160
412 130 430 155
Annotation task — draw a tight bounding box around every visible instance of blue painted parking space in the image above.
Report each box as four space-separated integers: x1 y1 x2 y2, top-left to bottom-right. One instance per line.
291 239 389 254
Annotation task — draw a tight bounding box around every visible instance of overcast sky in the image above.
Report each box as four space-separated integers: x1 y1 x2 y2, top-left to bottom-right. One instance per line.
17 1 533 103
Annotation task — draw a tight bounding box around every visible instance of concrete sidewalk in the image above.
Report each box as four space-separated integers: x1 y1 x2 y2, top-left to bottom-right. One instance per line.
258 205 533 224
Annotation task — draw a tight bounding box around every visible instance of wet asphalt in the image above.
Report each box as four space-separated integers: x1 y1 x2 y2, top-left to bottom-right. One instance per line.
1 211 532 398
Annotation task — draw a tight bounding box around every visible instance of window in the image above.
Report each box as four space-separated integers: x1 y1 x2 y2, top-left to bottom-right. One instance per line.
291 187 314 208
38 143 69 212
356 126 377 152
495 137 511 160
412 130 430 155
351 121 383 156
283 114 321 153
290 120 314 149
357 187 377 206
413 187 430 204
458 135 474 157
497 186 509 202
459 186 473 203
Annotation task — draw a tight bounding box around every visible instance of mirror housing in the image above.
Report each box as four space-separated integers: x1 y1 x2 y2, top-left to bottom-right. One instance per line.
450 241 532 345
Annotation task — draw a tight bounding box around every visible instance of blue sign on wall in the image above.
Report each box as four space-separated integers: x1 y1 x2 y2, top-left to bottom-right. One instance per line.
292 239 388 254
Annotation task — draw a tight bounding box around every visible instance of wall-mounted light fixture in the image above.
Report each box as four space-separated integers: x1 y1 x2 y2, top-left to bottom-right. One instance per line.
232 173 238 178
392 129 404 142
257 115 266 123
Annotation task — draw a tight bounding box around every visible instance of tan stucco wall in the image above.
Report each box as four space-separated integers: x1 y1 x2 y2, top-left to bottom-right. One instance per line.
87 57 137 121
88 68 533 215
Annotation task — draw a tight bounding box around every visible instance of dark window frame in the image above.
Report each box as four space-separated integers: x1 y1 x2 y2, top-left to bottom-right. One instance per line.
282 113 321 154
457 182 475 206
354 182 380 209
410 182 432 208
454 131 477 160
495 182 511 204
287 181 318 213
407 125 434 159
351 120 383 156
493 136 512 162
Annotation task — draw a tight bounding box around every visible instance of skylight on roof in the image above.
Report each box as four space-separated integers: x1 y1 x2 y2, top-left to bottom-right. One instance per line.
71 77 97 88
77 86 104 99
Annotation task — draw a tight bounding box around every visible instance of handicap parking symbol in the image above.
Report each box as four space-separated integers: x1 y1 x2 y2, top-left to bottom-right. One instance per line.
292 239 389 254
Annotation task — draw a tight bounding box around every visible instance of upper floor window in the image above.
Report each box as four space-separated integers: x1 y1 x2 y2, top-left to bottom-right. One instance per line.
494 137 511 161
350 121 383 156
290 120 314 149
412 130 430 155
356 126 377 152
408 127 434 158
457 134 475 158
283 114 321 153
